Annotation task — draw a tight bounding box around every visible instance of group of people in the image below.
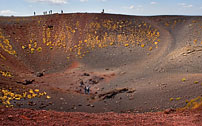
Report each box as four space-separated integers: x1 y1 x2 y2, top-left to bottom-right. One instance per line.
33 10 64 16
43 10 52 15
34 9 105 16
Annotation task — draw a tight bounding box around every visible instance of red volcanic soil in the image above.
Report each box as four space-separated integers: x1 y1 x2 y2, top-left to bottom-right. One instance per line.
1 106 202 126
1 13 202 125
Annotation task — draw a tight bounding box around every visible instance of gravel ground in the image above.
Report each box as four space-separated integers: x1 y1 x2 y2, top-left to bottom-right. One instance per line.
1 106 202 126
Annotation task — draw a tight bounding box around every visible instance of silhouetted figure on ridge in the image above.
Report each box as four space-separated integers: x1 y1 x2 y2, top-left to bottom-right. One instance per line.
43 11 47 15
49 10 52 14
101 9 104 14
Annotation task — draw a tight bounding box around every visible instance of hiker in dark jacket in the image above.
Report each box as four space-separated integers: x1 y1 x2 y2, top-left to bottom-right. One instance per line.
85 85 90 94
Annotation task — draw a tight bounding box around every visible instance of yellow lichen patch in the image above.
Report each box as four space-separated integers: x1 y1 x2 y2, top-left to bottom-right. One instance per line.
22 45 25 49
72 30 76 33
23 92 27 98
29 89 34 94
193 39 197 44
46 42 51 46
43 91 47 95
43 38 46 44
192 102 202 109
170 97 181 101
28 44 32 49
0 88 51 107
181 78 186 82
35 19 162 62
0 71 12 77
176 97 181 100
124 44 129 47
183 96 202 110
67 57 70 60
0 54 6 60
46 95 51 99
37 47 42 52
0 31 17 56
6 100 10 105
32 93 37 98
27 94 32 99
194 81 199 84
149 47 153 51
164 22 169 27
170 98 174 101
77 49 81 55
34 42 37 48
34 89 39 92
15 97 21 100
30 48 35 54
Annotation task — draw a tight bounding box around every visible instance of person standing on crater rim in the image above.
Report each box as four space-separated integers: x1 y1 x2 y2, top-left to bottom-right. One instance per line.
101 9 104 14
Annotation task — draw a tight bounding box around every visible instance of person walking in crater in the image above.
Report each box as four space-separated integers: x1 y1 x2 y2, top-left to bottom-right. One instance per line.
85 85 90 94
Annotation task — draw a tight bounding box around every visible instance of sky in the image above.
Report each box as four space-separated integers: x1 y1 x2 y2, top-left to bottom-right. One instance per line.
0 0 202 16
